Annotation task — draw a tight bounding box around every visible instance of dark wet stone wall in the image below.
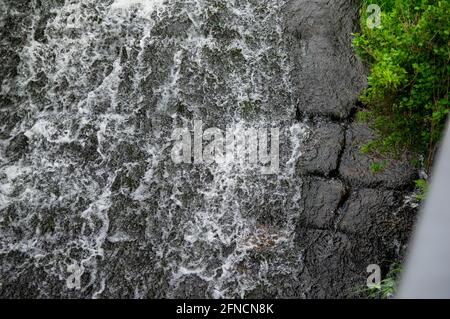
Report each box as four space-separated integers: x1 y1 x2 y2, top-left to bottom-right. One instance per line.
285 0 417 298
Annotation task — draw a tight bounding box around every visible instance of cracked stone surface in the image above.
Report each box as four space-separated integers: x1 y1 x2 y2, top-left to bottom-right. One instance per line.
296 122 345 176
285 0 367 119
338 188 416 244
339 123 418 188
286 0 417 298
295 228 388 298
299 177 346 229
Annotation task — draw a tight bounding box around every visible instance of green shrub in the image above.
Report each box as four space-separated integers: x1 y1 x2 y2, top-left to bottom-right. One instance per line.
414 178 429 200
370 160 388 173
353 0 450 170
366 266 401 299
361 264 402 299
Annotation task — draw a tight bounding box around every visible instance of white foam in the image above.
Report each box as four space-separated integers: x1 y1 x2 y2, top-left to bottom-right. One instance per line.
111 0 166 13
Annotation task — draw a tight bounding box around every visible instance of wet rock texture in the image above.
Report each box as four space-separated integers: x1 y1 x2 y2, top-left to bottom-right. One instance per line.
339 123 417 188
285 0 367 119
286 0 417 298
0 0 417 299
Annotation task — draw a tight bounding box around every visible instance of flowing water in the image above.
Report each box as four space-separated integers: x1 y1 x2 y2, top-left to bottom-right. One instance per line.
0 0 315 298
